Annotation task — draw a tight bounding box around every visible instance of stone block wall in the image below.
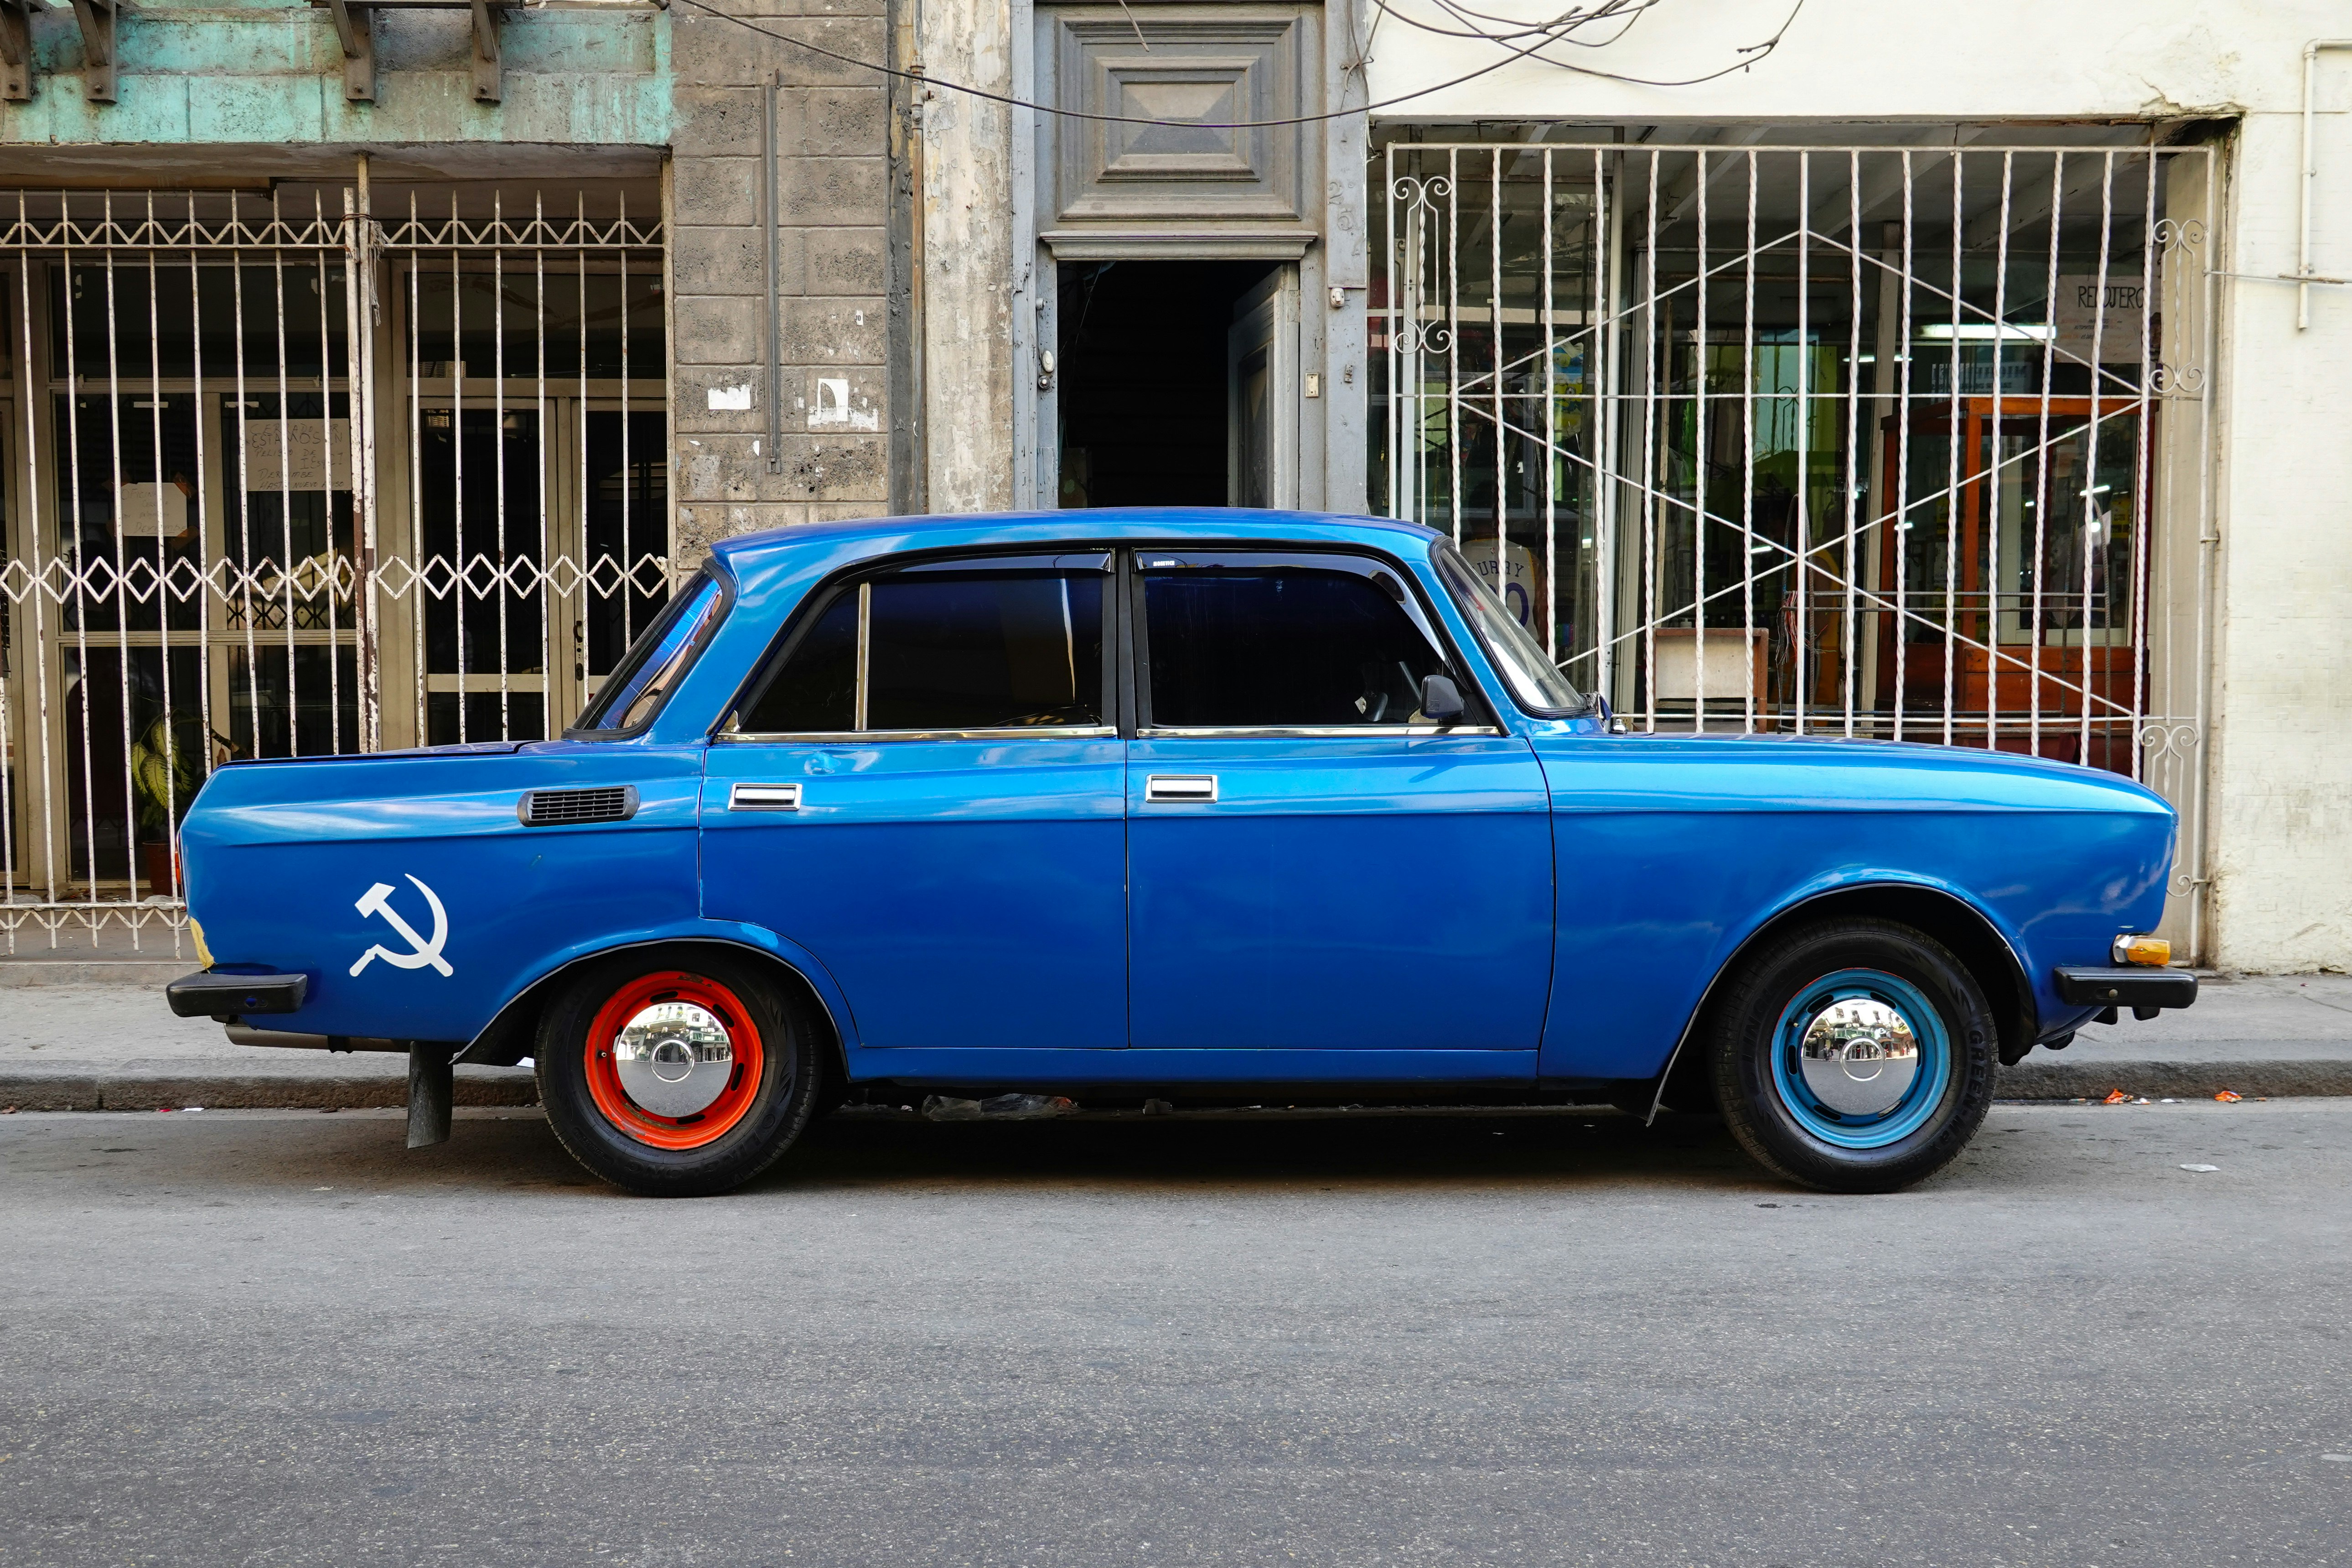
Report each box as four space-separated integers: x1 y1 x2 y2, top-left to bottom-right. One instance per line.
668 0 896 565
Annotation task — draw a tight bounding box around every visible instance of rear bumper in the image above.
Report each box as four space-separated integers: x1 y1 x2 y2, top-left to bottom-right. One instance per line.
166 970 309 1019
2053 966 2198 1010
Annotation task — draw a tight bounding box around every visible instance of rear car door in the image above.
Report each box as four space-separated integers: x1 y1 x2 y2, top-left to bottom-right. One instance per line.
701 551 1126 1051
1124 549 1554 1055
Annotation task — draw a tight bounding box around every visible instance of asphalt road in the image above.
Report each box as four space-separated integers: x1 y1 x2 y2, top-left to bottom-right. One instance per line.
3 1101 2349 1568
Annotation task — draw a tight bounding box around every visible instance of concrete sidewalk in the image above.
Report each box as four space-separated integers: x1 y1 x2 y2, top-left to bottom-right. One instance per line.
2 948 2345 1109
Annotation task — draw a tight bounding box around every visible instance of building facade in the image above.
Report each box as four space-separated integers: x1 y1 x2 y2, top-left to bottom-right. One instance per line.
2 0 2347 976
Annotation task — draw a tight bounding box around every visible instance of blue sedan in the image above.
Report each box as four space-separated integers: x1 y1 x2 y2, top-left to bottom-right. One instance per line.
167 510 2194 1195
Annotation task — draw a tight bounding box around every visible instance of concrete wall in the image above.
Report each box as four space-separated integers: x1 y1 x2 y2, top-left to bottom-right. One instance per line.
0 0 668 150
1367 0 2352 972
666 0 896 563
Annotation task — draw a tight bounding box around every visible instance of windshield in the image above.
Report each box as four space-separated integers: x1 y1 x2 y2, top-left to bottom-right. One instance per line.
572 571 727 733
1432 542 1584 714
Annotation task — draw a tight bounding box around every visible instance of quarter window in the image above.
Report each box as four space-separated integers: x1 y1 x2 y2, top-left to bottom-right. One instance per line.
571 569 725 734
1141 555 1456 728
740 556 1108 733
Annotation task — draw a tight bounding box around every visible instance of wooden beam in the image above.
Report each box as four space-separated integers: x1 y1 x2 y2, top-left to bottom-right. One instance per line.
469 0 500 103
69 0 112 104
0 0 37 103
325 0 375 103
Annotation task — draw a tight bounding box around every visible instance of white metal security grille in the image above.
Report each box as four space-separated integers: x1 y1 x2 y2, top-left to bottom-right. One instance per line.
1374 137 2217 952
0 183 667 950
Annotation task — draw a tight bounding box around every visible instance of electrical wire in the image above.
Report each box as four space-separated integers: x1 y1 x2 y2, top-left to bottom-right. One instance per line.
668 0 1807 130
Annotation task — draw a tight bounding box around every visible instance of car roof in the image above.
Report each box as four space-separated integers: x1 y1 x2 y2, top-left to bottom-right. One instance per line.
707 507 1446 579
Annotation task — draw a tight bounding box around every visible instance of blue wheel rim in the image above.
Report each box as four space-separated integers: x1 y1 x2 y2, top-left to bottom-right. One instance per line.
1768 968 1952 1150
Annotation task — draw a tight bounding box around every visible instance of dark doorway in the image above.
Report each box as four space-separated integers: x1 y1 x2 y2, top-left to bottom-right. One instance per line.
1055 260 1275 508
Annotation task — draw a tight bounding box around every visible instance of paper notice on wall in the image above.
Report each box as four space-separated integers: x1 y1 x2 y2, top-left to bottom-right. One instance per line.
2052 276 2149 362
237 419 353 492
116 481 190 538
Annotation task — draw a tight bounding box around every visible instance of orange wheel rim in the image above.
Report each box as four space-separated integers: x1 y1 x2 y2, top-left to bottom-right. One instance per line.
582 971 766 1150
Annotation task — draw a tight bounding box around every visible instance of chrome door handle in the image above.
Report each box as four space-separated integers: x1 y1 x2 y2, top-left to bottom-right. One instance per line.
1144 774 1217 804
728 781 802 811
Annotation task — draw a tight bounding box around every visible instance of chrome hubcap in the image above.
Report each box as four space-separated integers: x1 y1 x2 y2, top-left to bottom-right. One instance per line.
613 1001 735 1117
1796 997 1921 1117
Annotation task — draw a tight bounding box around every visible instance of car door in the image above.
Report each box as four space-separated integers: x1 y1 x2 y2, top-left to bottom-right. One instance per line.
1124 548 1554 1054
700 550 1126 1051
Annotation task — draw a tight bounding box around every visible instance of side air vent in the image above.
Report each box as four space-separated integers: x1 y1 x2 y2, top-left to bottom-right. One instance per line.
518 786 639 826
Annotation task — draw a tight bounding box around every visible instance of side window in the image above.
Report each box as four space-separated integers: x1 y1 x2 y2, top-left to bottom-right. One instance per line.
739 556 1108 733
1141 556 1454 728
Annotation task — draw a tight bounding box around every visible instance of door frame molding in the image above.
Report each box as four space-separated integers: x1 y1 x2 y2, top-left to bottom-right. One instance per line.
1016 0 1368 514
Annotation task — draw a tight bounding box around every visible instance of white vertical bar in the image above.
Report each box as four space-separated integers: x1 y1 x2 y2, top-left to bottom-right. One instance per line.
272 192 296 757
19 191 59 925
61 198 99 933
2029 155 2062 756
1596 143 1621 707
451 198 466 742
143 197 179 923
1739 150 1756 735
317 193 342 757
1843 152 1860 737
1640 150 1659 733
1692 149 1708 734
2129 149 2156 784
409 195 426 748
1986 153 2013 751
620 195 635 629
1490 148 1504 616
187 197 214 844
1446 150 1461 546
1892 152 1915 742
578 199 589 693
1541 148 1556 660
536 193 551 739
493 191 509 738
1384 144 1398 521
1793 151 1810 737
103 198 137 911
2080 151 2114 766
101 202 134 922
1942 151 1963 746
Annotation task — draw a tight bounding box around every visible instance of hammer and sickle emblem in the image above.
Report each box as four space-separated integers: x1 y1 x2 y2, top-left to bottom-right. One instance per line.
349 874 455 978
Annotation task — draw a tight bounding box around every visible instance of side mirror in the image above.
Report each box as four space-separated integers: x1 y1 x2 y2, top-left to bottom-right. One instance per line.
1419 673 1465 723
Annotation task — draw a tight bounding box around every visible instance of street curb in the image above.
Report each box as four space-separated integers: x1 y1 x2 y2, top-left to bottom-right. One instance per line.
0 960 192 988
3 1061 2348 1112
1995 1059 2352 1100
0 1067 537 1113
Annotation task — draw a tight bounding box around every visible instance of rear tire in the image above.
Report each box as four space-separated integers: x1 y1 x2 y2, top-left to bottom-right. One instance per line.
1710 917 1996 1194
536 950 820 1197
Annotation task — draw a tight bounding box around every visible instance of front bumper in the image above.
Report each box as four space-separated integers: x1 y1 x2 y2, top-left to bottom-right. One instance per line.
166 970 309 1019
2053 966 2198 1010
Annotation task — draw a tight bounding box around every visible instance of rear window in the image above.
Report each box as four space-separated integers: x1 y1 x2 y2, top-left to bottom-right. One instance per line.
571 571 726 734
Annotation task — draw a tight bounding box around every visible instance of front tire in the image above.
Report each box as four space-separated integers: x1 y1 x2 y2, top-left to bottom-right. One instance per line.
537 951 820 1196
1709 918 1996 1193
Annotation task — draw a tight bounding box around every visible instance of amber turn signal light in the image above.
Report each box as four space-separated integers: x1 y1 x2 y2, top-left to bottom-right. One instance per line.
2112 934 2171 967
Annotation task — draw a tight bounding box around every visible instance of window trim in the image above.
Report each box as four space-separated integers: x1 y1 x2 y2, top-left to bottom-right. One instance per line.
1429 539 1588 720
1127 543 1503 738
563 564 734 740
720 546 1117 742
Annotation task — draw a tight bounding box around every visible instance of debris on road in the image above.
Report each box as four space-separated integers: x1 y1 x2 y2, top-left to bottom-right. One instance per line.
2216 1090 2244 1102
2179 1163 2220 1173
922 1093 1080 1123
2104 1089 2133 1104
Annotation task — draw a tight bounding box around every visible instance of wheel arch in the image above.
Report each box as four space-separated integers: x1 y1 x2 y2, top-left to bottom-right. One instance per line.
457 937 849 1092
1648 880 2036 1119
